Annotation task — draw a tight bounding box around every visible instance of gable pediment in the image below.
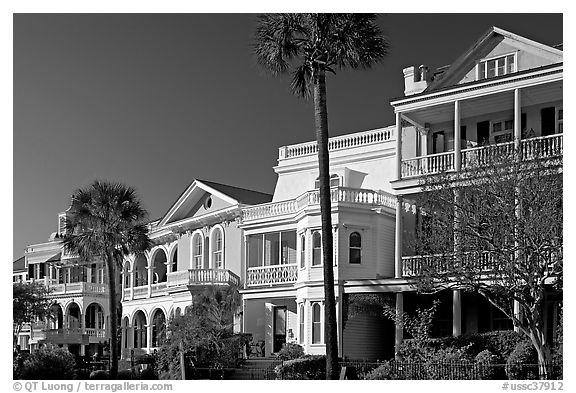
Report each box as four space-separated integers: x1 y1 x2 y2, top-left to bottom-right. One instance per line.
158 180 239 228
428 27 563 91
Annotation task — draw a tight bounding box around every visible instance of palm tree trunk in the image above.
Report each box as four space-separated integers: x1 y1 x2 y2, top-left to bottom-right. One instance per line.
313 67 339 380
106 251 119 379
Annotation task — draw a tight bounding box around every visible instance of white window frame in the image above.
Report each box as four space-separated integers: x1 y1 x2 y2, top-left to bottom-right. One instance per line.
557 106 563 134
311 302 323 344
192 230 204 269
349 231 362 264
299 232 307 269
476 52 517 81
491 118 514 143
209 225 225 269
311 230 322 267
299 303 305 344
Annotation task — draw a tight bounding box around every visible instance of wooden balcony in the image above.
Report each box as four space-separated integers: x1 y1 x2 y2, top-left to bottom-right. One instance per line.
246 264 298 287
166 269 240 288
400 134 563 179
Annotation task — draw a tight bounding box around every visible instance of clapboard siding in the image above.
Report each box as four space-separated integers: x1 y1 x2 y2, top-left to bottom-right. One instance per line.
343 313 395 361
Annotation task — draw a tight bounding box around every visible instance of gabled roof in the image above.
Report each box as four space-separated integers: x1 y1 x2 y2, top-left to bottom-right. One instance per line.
13 256 26 273
158 179 272 227
426 26 563 92
197 179 272 205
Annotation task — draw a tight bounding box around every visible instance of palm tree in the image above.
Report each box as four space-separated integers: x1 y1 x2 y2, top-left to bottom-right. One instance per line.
254 14 388 379
62 180 151 379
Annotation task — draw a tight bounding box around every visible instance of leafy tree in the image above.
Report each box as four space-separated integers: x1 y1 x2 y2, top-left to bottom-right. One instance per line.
61 180 152 379
13 281 52 350
254 13 388 379
155 286 243 379
408 152 562 379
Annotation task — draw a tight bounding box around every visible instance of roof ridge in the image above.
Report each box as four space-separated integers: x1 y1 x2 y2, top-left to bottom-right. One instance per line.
197 179 273 197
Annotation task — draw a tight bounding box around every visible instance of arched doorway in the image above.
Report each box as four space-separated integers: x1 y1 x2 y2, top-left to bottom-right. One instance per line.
67 302 81 330
152 249 167 283
171 247 178 272
85 303 105 331
134 255 148 287
48 303 63 330
151 309 166 348
133 310 147 349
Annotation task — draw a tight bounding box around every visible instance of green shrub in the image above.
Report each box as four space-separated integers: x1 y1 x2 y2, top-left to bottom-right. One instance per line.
506 340 538 380
364 361 405 380
140 367 158 380
425 346 476 380
275 355 325 380
277 343 305 361
117 369 134 380
20 347 77 380
475 350 504 380
89 370 110 380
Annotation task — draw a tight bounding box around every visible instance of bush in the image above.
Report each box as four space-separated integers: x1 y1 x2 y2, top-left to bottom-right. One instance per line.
364 361 405 380
475 350 504 380
20 347 77 380
117 369 134 380
275 355 325 380
277 343 305 361
506 340 538 380
140 367 158 380
424 346 476 380
89 370 110 380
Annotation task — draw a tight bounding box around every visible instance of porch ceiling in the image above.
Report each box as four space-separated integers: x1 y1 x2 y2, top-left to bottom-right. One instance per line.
404 80 562 125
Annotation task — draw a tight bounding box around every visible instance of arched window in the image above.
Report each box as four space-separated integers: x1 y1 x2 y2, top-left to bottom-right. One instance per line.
299 304 305 343
212 228 224 269
171 247 178 272
300 234 306 268
349 232 362 264
315 174 341 189
312 303 321 344
193 233 203 269
312 231 321 266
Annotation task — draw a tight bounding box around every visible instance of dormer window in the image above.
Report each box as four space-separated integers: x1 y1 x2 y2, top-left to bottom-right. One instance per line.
477 53 516 80
314 174 341 189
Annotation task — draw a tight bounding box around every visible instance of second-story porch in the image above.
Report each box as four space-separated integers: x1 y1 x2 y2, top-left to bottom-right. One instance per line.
391 66 563 191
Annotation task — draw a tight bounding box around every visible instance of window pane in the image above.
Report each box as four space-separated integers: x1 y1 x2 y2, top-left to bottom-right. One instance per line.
281 231 297 265
265 232 280 266
487 60 496 78
312 232 321 266
300 235 306 268
496 57 505 76
506 55 515 73
350 249 361 264
312 304 321 344
478 62 486 80
329 175 340 187
492 122 502 133
247 235 263 268
504 120 514 130
350 232 361 248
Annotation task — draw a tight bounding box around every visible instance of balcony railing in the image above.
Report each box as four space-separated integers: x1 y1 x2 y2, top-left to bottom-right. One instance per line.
279 127 394 160
166 269 241 288
402 251 501 277
132 286 148 299
49 281 108 295
43 328 107 343
401 134 563 178
151 282 167 296
242 187 396 222
246 264 298 287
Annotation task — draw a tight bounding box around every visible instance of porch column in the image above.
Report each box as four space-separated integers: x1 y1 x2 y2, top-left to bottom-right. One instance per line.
395 196 404 278
129 269 134 301
146 323 153 352
514 88 522 151
452 289 462 337
332 225 338 266
454 100 461 171
395 292 404 359
395 111 402 180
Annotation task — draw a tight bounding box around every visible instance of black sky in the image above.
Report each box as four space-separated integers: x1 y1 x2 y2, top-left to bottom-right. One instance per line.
13 13 563 260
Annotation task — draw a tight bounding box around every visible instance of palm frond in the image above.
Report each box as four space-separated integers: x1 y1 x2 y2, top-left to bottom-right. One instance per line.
290 63 313 99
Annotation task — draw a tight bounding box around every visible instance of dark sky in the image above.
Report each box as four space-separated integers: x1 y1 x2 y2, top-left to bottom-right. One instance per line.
13 13 563 260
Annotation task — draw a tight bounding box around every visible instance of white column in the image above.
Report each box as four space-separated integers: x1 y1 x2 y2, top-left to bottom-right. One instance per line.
128 269 134 301
146 324 153 352
453 289 462 337
147 262 153 298
514 88 522 151
395 111 402 180
395 292 404 358
395 196 404 278
454 100 461 171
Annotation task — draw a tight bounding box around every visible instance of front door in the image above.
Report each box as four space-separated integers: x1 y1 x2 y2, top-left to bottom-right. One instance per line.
477 121 490 146
541 107 556 136
273 306 287 353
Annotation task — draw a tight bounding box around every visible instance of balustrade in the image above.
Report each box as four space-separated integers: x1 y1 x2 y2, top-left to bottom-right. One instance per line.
242 187 396 221
280 128 394 160
246 264 298 287
166 269 240 288
402 251 506 276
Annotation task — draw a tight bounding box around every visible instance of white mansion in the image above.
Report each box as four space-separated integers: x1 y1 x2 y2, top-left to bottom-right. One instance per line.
15 27 563 361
